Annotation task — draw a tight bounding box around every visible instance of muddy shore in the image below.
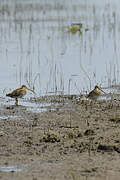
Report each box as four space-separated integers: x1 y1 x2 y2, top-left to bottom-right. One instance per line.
0 96 120 179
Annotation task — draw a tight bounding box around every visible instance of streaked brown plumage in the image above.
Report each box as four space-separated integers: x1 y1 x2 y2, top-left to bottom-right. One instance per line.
6 85 28 105
87 85 103 100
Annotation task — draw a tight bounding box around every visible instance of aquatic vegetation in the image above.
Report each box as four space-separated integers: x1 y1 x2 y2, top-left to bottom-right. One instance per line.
66 23 89 35
68 25 81 34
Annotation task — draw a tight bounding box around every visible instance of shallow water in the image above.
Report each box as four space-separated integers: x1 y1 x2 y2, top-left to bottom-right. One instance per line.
0 115 20 120
0 160 63 173
0 0 120 97
0 96 57 114
0 165 23 172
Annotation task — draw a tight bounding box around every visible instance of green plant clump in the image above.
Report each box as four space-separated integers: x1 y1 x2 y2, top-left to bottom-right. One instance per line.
66 24 89 35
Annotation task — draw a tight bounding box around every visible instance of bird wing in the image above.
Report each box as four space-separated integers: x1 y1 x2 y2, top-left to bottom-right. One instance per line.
6 88 24 97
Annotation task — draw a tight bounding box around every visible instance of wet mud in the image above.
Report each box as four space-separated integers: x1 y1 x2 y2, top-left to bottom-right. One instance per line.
0 96 120 179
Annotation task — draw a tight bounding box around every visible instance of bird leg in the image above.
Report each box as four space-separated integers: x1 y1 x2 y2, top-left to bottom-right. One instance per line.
15 98 18 106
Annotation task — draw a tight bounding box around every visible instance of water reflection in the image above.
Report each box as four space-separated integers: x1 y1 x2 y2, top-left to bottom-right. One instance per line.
0 0 120 96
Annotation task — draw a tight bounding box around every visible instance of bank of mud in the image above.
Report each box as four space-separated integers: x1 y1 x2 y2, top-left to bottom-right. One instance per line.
0 96 120 179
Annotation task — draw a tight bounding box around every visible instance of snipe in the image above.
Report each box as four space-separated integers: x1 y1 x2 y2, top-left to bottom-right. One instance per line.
6 85 33 105
87 85 105 100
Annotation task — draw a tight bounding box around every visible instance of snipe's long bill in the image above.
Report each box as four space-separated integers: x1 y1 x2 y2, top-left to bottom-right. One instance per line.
6 85 33 106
